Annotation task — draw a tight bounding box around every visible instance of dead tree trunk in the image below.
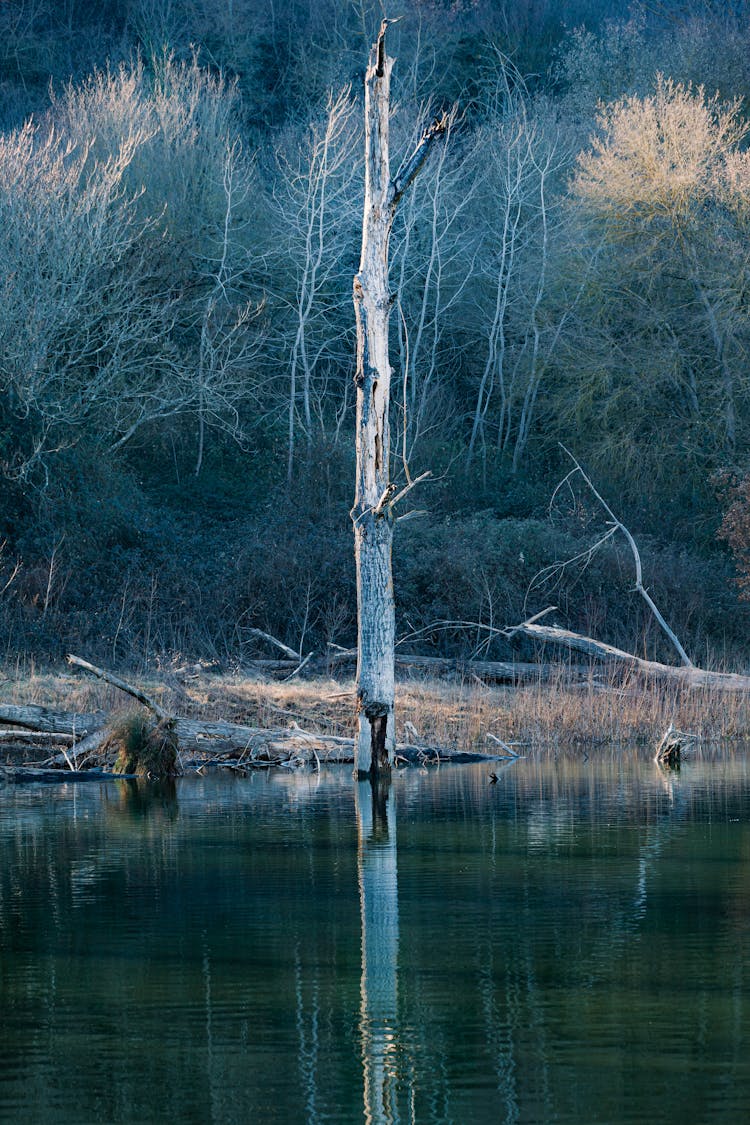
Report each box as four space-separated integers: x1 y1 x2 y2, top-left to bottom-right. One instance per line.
352 20 448 778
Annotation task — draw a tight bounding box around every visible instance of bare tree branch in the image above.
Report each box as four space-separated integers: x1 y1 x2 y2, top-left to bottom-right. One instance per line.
558 446 693 667
390 109 453 206
66 655 169 720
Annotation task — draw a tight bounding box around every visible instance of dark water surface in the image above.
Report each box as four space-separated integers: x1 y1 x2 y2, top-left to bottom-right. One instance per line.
1 756 750 1124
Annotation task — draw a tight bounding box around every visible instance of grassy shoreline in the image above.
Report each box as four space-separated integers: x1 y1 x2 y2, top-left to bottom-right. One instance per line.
3 663 750 761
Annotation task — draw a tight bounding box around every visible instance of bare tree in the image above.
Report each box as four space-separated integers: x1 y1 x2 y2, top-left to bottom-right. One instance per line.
466 100 570 474
0 55 263 483
191 138 263 476
270 88 361 480
352 20 448 778
390 105 476 462
0 119 175 480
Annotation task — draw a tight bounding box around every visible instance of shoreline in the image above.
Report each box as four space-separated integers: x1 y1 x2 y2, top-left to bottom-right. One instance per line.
2 665 750 770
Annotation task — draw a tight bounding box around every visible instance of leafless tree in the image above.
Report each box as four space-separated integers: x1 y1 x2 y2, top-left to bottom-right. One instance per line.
0 54 263 482
269 88 361 479
466 97 570 474
352 20 448 777
390 104 478 462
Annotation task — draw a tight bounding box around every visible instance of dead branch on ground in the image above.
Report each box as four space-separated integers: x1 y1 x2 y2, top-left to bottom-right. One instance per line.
506 618 750 691
532 447 693 667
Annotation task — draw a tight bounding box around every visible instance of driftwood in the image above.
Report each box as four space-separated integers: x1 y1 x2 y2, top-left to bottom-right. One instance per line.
0 729 75 744
163 719 500 766
0 699 500 775
510 621 750 691
0 703 104 737
173 717 356 760
654 723 685 768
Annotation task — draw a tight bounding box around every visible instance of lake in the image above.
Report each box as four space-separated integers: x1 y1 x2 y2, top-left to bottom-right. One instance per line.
1 755 749 1123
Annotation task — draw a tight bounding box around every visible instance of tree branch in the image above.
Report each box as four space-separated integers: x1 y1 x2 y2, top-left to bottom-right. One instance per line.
66 655 169 720
558 446 694 668
245 628 301 661
390 110 453 207
504 620 750 691
389 469 432 509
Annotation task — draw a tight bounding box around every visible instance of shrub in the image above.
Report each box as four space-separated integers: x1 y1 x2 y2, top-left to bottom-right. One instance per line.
103 711 179 778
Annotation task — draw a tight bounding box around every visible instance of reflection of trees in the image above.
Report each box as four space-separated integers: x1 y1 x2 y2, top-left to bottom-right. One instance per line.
390 759 750 1122
0 773 364 1123
357 778 400 1125
1 762 750 1122
106 778 179 823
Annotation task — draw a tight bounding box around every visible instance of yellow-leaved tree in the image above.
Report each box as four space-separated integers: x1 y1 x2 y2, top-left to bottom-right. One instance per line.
562 77 750 518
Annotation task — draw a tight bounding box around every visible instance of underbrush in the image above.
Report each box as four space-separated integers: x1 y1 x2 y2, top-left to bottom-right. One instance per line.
2 446 748 671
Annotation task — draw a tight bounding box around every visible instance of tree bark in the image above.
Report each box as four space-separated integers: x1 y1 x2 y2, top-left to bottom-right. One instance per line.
352 23 397 778
0 703 105 737
352 20 447 778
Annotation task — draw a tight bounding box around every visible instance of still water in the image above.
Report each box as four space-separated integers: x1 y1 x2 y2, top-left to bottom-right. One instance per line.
1 756 749 1124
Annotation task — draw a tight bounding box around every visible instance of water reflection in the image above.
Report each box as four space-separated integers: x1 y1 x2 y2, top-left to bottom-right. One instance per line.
357 779 399 1124
1 757 750 1123
105 778 179 822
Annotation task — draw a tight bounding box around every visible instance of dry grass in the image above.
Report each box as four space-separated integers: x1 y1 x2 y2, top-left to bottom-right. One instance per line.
100 712 179 777
397 666 750 752
3 659 750 755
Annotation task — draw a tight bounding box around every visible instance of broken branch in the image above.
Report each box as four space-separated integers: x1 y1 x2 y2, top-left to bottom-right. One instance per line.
66 654 169 720
510 620 750 691
391 109 453 205
245 628 301 661
389 469 432 510
557 447 693 668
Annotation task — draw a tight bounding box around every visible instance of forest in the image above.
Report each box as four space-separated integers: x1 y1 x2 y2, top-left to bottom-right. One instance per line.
2 0 750 673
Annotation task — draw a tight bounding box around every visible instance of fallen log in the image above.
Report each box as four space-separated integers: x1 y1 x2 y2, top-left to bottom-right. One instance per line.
510 621 750 691
396 745 507 764
0 766 135 784
0 702 500 771
172 719 501 764
393 653 592 684
169 716 352 757
248 650 593 685
0 729 75 744
0 703 105 737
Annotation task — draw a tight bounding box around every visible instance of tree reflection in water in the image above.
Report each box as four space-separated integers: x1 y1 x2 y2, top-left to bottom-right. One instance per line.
2 760 750 1123
357 778 399 1124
